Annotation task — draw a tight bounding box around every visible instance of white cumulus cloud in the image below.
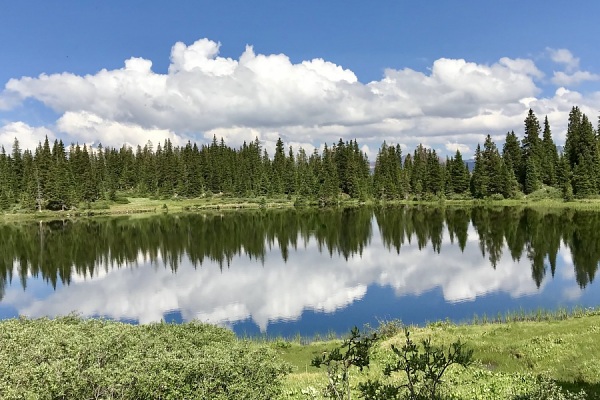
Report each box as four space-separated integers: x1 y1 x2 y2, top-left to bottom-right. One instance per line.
1 39 599 157
0 121 55 152
552 71 600 86
56 111 188 148
547 48 580 72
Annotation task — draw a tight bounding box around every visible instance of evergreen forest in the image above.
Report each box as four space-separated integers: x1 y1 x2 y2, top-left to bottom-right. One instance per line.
0 106 598 211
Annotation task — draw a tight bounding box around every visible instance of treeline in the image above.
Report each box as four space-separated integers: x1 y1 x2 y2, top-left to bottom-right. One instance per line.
0 106 599 210
0 136 370 210
374 106 600 200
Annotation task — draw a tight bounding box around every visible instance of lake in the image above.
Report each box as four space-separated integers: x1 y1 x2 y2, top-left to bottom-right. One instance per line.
1 206 599 338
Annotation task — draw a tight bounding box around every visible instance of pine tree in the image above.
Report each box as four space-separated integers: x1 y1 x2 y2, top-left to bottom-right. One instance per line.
482 135 504 196
47 140 71 209
411 145 427 199
521 109 542 193
573 115 598 196
296 147 312 198
426 149 444 195
319 144 339 204
285 146 297 195
541 116 558 186
373 141 402 199
564 106 583 169
502 131 522 190
0 147 12 207
271 138 286 196
20 150 38 210
450 149 470 194
470 145 487 198
10 138 23 201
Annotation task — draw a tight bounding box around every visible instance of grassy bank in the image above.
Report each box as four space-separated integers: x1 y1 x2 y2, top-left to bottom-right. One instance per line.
2 313 599 399
277 311 600 399
4 194 600 222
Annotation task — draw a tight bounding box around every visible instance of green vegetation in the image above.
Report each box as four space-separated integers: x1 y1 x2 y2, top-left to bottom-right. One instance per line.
1 106 600 217
280 311 600 399
0 317 290 400
2 313 598 399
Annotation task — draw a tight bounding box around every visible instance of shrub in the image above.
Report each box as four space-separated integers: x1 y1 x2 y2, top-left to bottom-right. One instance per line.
112 196 131 204
312 326 378 399
0 318 290 400
489 193 505 201
89 200 111 210
359 328 473 400
513 376 586 400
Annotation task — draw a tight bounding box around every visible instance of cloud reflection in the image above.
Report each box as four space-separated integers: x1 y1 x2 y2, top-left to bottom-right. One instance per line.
1 221 548 332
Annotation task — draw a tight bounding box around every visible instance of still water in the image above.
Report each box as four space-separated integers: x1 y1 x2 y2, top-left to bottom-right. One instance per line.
0 206 599 337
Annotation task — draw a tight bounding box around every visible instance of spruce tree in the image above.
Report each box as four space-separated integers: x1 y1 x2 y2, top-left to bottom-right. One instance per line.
271 138 286 196
541 116 558 186
10 138 23 201
450 149 470 194
426 149 444 195
482 135 504 196
411 145 427 199
470 145 487 198
564 106 583 169
521 109 542 193
571 114 599 196
502 131 522 189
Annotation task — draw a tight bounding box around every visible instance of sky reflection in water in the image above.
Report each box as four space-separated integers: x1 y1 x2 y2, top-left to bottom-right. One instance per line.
1 207 599 337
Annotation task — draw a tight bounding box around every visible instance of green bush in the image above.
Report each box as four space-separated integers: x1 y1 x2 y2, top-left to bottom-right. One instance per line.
0 317 290 400
527 186 562 201
513 376 586 400
112 196 131 204
89 200 111 209
489 193 505 201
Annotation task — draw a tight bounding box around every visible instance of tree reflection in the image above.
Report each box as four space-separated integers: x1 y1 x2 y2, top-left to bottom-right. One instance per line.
1 205 600 303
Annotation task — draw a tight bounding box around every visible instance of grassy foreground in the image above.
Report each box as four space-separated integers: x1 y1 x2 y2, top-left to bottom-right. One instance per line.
1 313 599 399
277 312 600 399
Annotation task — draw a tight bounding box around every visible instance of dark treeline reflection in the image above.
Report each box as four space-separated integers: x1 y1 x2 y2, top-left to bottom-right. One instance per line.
375 206 598 289
1 206 600 301
0 208 373 300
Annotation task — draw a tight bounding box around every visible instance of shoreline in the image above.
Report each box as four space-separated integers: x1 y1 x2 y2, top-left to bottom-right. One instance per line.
3 196 600 222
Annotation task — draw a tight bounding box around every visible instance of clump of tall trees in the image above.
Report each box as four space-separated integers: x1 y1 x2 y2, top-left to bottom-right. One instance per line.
372 106 599 201
0 106 599 211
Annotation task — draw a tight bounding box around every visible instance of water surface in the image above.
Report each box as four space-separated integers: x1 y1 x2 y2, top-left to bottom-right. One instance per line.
1 206 599 337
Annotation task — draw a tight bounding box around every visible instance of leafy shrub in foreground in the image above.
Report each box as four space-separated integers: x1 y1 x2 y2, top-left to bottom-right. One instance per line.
0 317 290 399
359 328 473 400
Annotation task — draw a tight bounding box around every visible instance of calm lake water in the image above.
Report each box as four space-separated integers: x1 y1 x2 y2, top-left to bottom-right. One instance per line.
1 206 599 337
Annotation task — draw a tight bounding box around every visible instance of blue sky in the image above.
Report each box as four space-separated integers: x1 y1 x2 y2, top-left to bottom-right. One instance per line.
1 1 600 158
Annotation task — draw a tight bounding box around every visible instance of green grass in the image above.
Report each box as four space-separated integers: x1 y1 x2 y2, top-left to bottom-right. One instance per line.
8 188 600 221
2 313 599 398
276 311 600 399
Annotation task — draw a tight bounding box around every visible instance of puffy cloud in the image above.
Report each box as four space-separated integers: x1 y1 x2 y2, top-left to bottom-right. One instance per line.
552 71 600 86
547 48 580 72
56 111 188 148
445 142 470 154
546 48 599 87
0 39 599 157
169 39 237 75
0 121 55 152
